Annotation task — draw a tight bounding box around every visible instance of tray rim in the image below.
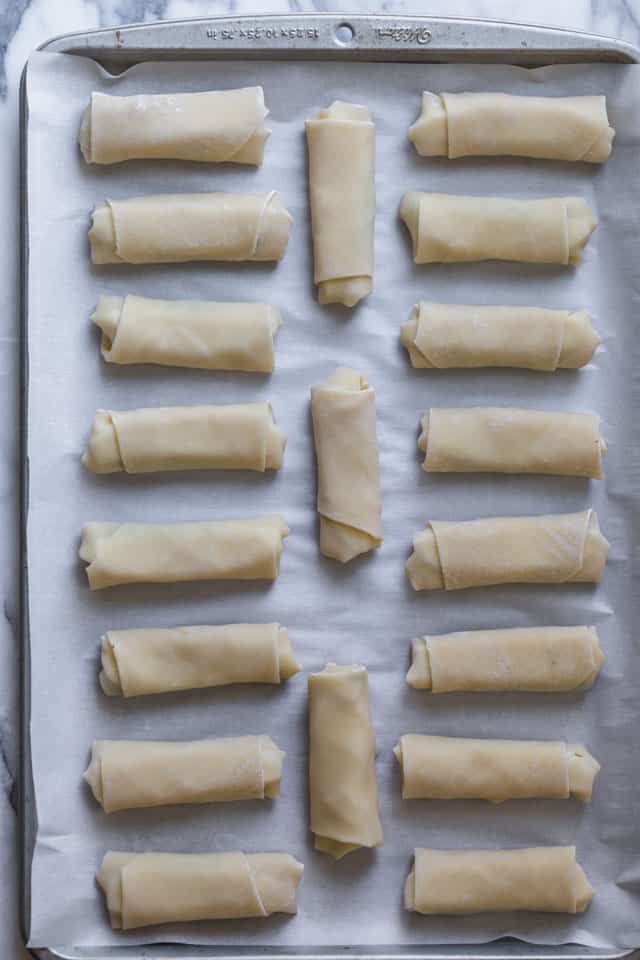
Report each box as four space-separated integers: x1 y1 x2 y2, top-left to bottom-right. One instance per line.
18 11 640 960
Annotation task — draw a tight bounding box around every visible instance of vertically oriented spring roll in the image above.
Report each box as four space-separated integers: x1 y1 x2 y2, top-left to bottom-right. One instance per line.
401 303 600 371
80 87 270 164
394 735 599 801
406 509 608 591
419 407 604 478
93 296 281 371
79 515 288 589
83 403 286 474
400 193 596 265
85 736 284 812
89 191 292 264
405 847 594 915
98 850 304 929
311 368 382 562
407 625 604 693
409 92 614 162
100 622 299 697
309 664 383 858
306 101 375 306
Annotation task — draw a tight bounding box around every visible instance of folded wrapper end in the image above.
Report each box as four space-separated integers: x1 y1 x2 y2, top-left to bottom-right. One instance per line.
560 311 601 368
320 519 380 564
259 735 285 798
404 863 417 910
408 92 448 157
253 192 293 261
231 125 271 166
79 101 92 161
278 627 300 680
89 202 118 264
567 198 598 265
580 512 609 582
314 834 359 860
575 862 595 912
91 295 123 358
82 410 122 474
249 853 304 914
318 276 372 308
406 637 432 689
265 407 287 470
400 308 431 368
583 628 605 688
405 528 444 591
567 744 601 801
83 741 104 806
399 192 421 261
99 635 122 696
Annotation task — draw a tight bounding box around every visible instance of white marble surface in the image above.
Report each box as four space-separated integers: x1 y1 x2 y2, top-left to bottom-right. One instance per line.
2 1 639 956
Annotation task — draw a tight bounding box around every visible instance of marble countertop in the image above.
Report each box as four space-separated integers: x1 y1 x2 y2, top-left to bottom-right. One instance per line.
2 1 639 956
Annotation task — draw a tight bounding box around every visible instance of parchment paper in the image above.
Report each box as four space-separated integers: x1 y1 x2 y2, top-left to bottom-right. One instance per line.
24 51 640 950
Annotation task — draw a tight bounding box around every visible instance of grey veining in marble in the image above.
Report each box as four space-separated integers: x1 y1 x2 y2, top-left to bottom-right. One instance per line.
1 0 639 956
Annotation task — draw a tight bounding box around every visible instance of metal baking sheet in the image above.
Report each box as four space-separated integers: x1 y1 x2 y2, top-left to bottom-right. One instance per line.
20 13 640 960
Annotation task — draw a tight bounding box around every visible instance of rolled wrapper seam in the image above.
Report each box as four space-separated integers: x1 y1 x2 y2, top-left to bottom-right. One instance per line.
405 847 594 915
306 101 375 307
406 626 604 693
82 402 286 474
400 192 597 265
79 515 289 589
98 851 304 929
401 303 600 371
100 623 299 697
84 736 284 812
93 295 281 371
80 87 270 165
406 509 608 590
89 191 292 264
394 735 600 801
408 92 614 162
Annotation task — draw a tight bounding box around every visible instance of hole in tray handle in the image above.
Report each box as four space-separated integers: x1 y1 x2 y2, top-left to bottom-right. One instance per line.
334 22 355 45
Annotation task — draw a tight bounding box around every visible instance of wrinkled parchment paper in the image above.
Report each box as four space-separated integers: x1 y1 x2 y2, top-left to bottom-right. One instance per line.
25 52 640 950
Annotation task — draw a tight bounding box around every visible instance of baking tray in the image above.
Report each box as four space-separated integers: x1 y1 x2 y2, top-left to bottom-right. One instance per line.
18 12 640 960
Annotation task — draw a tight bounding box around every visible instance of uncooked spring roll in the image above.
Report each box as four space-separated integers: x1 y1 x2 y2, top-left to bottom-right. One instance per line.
409 92 614 162
85 736 283 812
405 847 593 915
89 191 292 264
311 368 382 563
83 402 286 474
306 101 375 306
100 622 299 697
98 850 303 929
309 664 383 858
400 193 596 265
79 515 288 590
406 509 608 591
80 87 270 164
407 625 604 693
93 295 281 371
394 735 599 802
419 407 604 478
401 303 600 371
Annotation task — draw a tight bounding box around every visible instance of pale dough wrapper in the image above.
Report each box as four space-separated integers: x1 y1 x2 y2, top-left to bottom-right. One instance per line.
309 664 383 858
394 735 599 802
419 407 604 478
89 191 292 264
83 402 286 474
100 622 299 697
79 515 288 590
80 87 270 164
409 92 614 162
407 625 604 693
406 509 608 591
401 303 600 371
405 847 593 915
306 101 375 307
85 736 284 812
400 192 596 265
93 295 281 371
311 368 382 563
98 850 303 929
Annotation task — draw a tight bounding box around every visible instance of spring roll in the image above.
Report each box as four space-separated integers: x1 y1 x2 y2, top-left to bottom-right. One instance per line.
89 191 292 264
79 515 288 590
100 622 299 697
309 664 383 858
400 193 596 265
409 92 614 162
407 625 604 693
98 850 303 929
419 407 604 478
401 303 599 371
405 847 593 915
83 402 286 474
394 735 599 802
85 736 283 812
406 509 608 591
80 87 270 164
306 101 375 306
93 295 281 371
311 368 382 562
